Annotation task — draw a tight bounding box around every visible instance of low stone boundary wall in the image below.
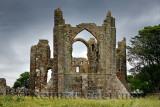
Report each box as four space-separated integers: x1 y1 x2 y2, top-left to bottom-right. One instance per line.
32 92 131 99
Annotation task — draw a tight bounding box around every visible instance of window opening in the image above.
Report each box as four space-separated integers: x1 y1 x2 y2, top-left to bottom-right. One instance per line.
47 69 52 83
76 66 80 73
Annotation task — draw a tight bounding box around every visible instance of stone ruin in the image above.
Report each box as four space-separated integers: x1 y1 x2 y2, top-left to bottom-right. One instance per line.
30 8 130 98
116 38 130 92
0 78 10 95
0 78 30 96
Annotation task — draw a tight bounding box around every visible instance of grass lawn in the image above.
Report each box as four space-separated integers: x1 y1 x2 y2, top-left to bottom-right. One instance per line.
0 95 160 107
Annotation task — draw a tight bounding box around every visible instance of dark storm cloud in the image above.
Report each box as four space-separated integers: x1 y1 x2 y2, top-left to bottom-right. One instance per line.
0 0 159 86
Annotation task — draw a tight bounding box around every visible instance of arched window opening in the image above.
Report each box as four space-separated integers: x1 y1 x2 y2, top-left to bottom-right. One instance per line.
76 66 80 73
47 69 52 83
75 30 97 42
72 41 87 58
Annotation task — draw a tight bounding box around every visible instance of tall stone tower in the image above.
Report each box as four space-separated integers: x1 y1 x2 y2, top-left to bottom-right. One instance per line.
30 8 130 98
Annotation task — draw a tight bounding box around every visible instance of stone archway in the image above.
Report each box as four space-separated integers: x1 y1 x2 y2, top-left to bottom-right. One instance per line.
71 38 90 73
69 24 101 44
72 38 89 47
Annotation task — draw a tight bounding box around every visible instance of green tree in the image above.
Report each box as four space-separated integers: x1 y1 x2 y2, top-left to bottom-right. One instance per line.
13 81 22 89
127 25 160 93
127 75 153 93
13 72 30 89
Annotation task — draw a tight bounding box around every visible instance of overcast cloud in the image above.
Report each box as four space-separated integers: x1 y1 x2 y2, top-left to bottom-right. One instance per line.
0 0 159 87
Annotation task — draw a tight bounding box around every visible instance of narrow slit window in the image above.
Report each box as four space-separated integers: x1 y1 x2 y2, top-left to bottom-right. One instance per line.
47 69 52 83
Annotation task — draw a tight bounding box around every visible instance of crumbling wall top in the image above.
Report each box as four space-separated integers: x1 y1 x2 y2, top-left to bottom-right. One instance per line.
0 78 6 87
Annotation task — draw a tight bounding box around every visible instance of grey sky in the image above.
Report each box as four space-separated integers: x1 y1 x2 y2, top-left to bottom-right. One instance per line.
0 0 159 87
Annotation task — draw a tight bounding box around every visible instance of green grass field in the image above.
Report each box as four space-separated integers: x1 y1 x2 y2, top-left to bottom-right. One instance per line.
0 95 160 107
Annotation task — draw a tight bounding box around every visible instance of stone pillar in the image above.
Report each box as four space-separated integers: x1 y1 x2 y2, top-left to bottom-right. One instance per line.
30 46 37 96
53 8 65 95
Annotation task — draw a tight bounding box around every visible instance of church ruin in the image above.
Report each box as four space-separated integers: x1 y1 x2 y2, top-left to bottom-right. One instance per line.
30 8 130 98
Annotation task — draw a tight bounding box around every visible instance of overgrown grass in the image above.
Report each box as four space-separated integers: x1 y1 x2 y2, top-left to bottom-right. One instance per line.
0 95 160 107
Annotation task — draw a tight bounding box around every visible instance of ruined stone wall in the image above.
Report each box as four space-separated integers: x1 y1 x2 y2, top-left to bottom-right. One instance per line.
30 40 52 95
30 8 130 98
0 78 7 95
116 37 127 83
0 78 31 96
116 38 131 92
0 78 6 87
72 58 88 73
0 78 10 95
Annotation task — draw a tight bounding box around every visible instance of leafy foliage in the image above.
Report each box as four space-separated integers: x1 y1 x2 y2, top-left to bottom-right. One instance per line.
13 81 22 89
127 25 160 93
13 72 30 89
127 75 153 93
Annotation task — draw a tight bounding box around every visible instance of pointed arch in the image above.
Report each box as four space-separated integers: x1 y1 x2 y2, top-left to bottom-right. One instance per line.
70 28 100 44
